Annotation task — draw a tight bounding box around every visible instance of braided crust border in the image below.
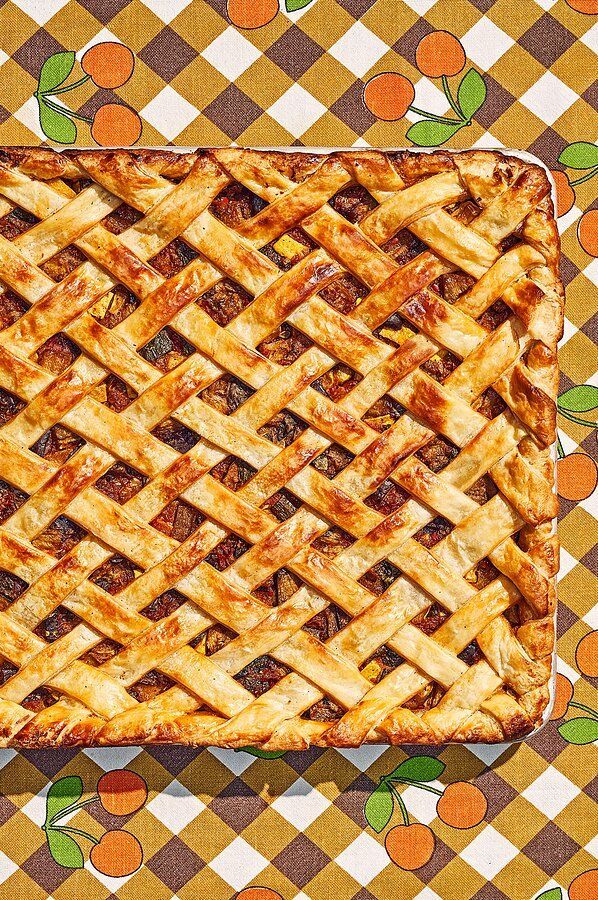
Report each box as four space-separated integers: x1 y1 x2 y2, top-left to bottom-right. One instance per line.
0 147 561 749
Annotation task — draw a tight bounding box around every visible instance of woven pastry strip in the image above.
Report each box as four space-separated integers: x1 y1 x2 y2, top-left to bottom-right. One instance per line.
0 148 561 748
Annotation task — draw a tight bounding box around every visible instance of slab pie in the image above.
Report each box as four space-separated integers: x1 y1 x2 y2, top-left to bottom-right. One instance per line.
0 147 562 748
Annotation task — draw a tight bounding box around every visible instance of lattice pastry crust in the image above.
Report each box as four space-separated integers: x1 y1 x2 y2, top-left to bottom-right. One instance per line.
0 147 561 748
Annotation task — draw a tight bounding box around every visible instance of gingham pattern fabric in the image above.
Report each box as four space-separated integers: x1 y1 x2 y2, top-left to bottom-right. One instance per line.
0 1 596 899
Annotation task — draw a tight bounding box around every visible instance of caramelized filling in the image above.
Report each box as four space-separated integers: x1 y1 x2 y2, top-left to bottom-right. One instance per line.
330 184 377 223
478 299 510 331
257 409 307 448
382 229 426 266
41 245 86 281
198 278 252 326
95 462 148 504
432 271 475 303
360 645 403 684
128 670 174 703
191 623 236 655
236 655 291 697
142 588 187 621
90 554 142 594
311 444 354 479
474 387 506 420
260 228 314 270
412 602 448 635
420 350 460 382
303 603 351 641
459 641 484 665
210 455 256 491
102 203 143 235
261 489 302 522
91 374 137 411
152 418 200 453
465 475 498 506
0 387 25 425
414 516 453 548
31 425 84 465
365 479 409 516
307 697 344 721
416 436 459 473
312 364 361 402
311 526 354 558
253 568 302 607
205 533 250 570
151 499 203 542
0 290 28 329
200 373 254 415
0 480 28 524
210 182 267 226
34 333 80 374
363 395 404 433
257 322 312 365
359 560 400 595
319 272 367 314
149 238 199 278
0 570 28 605
90 285 139 328
0 207 38 239
140 326 195 372
34 605 81 642
465 558 499 589
31 516 86 559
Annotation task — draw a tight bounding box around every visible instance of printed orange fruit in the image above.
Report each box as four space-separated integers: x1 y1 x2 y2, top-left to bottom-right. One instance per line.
82 42 134 89
385 823 435 870
551 170 575 217
415 31 466 78
91 104 142 147
550 673 574 719
436 782 487 828
363 73 415 121
566 0 598 13
97 770 148 816
576 632 598 678
235 890 283 900
227 0 279 29
578 209 598 256
89 830 143 877
569 868 598 900
557 453 598 502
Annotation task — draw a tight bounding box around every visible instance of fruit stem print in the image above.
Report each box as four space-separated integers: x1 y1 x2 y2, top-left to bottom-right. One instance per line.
551 671 598 745
556 384 598 502
365 756 487 870
227 0 315 29
41 770 147 875
363 31 487 146
33 45 141 146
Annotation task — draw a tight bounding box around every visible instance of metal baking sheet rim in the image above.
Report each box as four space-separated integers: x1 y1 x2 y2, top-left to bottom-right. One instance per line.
39 144 559 747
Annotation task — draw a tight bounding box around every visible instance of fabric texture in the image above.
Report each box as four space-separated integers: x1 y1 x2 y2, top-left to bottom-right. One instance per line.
0 1 596 899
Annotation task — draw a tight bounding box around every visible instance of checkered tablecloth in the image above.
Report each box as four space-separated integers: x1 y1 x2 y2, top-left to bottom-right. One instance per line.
0 1 596 898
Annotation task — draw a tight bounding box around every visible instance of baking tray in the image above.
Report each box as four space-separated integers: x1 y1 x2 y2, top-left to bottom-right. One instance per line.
0 145 560 746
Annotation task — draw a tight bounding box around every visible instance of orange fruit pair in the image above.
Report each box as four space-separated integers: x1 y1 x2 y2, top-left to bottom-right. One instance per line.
550 170 575 218
576 632 598 678
364 73 415 121
90 830 143 877
557 453 598 502
227 0 279 28
91 104 142 147
385 822 435 870
436 782 487 829
551 673 574 720
578 209 598 257
416 31 466 78
97 770 148 816
82 42 134 89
